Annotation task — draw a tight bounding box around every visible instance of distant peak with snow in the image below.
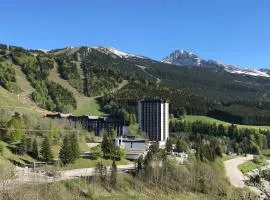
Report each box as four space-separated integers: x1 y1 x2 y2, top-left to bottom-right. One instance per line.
162 49 270 78
92 46 145 59
162 49 202 66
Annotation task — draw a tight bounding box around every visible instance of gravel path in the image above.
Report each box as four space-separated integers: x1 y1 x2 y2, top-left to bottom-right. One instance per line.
224 155 253 188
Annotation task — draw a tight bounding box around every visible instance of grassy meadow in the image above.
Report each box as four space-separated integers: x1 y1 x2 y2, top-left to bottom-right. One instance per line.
48 66 105 116
182 115 270 131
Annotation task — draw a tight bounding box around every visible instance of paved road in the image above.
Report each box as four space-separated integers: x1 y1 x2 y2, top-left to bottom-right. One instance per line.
224 155 253 188
0 163 135 191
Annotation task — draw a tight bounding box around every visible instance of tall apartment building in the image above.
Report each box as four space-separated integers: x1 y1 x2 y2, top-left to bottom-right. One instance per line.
138 99 169 141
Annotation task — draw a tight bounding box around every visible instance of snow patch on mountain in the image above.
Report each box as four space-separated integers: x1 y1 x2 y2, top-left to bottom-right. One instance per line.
106 47 129 57
162 50 202 66
92 46 144 59
163 49 270 78
224 66 270 78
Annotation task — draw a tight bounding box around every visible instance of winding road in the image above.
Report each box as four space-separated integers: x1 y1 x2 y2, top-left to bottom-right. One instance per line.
224 155 253 188
224 155 268 199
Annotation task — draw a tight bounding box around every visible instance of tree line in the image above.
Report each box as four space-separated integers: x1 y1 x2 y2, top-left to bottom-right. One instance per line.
170 120 269 155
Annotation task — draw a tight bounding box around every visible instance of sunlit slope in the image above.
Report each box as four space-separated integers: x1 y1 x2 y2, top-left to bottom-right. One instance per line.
183 115 270 130
48 66 105 116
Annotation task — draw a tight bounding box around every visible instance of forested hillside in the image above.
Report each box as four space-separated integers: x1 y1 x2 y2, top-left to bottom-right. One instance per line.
1 43 270 125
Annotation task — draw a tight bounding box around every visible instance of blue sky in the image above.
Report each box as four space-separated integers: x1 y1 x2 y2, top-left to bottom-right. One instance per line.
1 0 269 68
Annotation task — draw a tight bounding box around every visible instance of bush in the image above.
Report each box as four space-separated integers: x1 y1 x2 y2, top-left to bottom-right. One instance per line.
253 155 265 165
90 145 102 160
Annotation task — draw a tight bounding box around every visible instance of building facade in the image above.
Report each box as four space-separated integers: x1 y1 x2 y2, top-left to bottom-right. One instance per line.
45 114 128 136
138 99 169 141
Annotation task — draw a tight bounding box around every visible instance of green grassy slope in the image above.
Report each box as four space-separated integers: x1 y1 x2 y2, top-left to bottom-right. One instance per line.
0 62 44 117
0 141 37 170
48 66 105 116
183 115 270 130
13 64 35 96
0 86 41 117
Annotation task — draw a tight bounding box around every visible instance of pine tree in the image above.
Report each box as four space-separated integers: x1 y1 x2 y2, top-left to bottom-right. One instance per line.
26 137 32 154
5 112 25 143
69 133 80 163
17 136 27 155
32 138 39 159
101 133 115 158
40 137 53 162
59 135 72 165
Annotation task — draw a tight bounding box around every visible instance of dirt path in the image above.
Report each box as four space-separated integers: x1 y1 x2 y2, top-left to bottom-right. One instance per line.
224 155 253 188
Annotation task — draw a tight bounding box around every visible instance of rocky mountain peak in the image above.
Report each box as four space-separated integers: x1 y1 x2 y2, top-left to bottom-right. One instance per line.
162 49 202 66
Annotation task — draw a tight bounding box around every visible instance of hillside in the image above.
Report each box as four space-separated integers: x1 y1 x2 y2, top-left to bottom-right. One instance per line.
0 86 42 117
48 66 105 116
182 115 270 130
1 44 270 125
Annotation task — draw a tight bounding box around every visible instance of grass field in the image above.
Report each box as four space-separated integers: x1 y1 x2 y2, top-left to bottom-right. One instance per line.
0 86 42 117
262 149 270 158
221 154 237 161
182 115 270 130
0 141 37 170
48 66 106 116
238 160 267 173
13 64 35 97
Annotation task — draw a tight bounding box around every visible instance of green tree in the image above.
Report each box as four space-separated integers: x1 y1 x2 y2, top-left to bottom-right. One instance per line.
90 145 103 159
70 133 80 163
175 138 189 153
17 136 27 155
101 133 115 158
26 137 32 154
40 137 53 162
129 114 137 124
150 142 159 154
32 138 39 159
217 124 226 136
59 135 72 165
5 112 25 143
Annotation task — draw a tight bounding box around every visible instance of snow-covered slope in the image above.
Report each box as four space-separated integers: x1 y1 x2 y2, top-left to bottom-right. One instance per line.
92 46 145 59
224 66 270 78
163 49 270 78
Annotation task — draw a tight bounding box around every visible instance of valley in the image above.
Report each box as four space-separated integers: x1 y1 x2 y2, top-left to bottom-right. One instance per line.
1 44 270 200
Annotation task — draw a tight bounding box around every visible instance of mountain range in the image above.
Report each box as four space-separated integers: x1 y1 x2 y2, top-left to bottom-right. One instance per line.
162 49 270 78
1 43 270 125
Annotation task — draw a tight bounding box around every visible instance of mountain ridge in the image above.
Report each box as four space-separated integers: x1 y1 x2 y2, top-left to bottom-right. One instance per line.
162 49 270 78
33 45 270 77
2 43 270 125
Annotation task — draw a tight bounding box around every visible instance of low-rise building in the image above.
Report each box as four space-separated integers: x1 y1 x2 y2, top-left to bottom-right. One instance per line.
46 113 128 136
115 136 150 160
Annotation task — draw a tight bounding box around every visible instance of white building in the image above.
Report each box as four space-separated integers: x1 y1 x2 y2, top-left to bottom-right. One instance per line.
138 99 169 141
115 136 150 160
115 136 150 151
